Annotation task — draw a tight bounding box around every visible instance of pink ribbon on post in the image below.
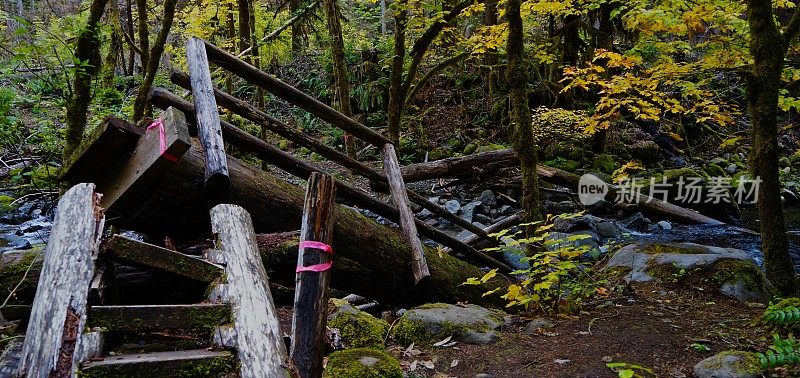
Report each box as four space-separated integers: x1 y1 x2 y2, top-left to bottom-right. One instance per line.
147 119 179 163
296 240 334 273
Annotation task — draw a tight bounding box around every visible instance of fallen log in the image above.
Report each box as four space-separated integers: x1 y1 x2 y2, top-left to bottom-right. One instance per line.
399 149 723 225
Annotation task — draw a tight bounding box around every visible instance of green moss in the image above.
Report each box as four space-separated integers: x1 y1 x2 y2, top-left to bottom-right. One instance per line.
328 309 389 348
416 303 451 310
705 163 727 178
545 157 580 172
657 167 710 182
390 317 429 346
640 243 709 255
463 143 478 154
323 348 403 378
711 259 769 294
475 143 508 153
644 263 684 282
593 154 617 174
700 351 761 373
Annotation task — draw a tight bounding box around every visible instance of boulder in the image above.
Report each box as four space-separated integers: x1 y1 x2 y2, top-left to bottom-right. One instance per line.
523 318 556 334
323 348 403 378
391 303 507 345
444 200 461 214
328 300 390 348
477 190 497 207
693 351 761 378
604 243 774 303
461 201 482 223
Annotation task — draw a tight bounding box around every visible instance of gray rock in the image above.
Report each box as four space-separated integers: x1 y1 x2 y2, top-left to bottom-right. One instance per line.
551 200 578 214
724 163 738 174
693 351 761 378
656 220 672 230
500 236 530 271
428 196 440 204
604 243 774 303
417 209 433 219
424 219 439 228
595 221 622 239
499 205 515 216
410 202 422 213
461 201 482 223
621 212 651 232
444 200 461 214
477 190 497 207
474 214 491 224
392 303 507 345
523 318 556 334
553 215 597 233
0 234 31 253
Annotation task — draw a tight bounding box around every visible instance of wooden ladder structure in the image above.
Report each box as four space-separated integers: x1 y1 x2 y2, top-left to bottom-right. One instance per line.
13 183 290 377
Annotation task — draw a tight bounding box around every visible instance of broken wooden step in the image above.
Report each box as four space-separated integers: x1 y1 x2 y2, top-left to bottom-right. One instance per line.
109 235 223 282
87 304 231 331
80 349 235 377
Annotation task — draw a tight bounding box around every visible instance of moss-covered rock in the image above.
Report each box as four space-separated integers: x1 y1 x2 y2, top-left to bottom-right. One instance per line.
475 143 508 153
323 348 403 378
429 146 454 161
390 303 506 346
593 154 617 174
604 243 774 303
629 141 660 162
693 351 762 378
463 143 478 155
328 301 390 348
545 157 580 172
705 163 727 178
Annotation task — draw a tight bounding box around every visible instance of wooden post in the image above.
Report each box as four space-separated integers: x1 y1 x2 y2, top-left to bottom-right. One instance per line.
186 37 230 195
210 204 289 378
290 173 336 377
382 143 429 283
17 183 105 378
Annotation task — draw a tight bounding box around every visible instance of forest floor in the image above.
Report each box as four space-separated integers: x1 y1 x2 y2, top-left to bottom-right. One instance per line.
272 282 774 377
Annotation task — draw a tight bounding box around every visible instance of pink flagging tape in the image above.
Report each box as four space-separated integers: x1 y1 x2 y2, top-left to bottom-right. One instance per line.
147 119 179 163
296 240 334 273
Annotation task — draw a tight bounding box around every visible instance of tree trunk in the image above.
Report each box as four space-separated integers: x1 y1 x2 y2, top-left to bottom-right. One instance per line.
132 0 178 122
135 0 149 74
323 0 357 157
63 0 111 161
746 0 798 295
126 0 135 75
102 0 124 88
290 0 304 54
387 9 406 145
483 0 501 123
237 0 251 64
506 0 542 229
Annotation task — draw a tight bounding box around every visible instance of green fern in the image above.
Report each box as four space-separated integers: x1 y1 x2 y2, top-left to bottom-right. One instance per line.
757 335 800 369
764 306 800 325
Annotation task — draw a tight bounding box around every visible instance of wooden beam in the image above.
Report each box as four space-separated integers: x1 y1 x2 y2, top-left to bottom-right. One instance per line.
291 173 336 377
96 107 191 213
200 40 392 148
108 235 223 282
17 183 105 378
79 350 235 376
210 204 290 378
60 116 144 184
382 143 429 283
186 37 231 196
169 72 494 245
87 304 231 331
148 88 511 272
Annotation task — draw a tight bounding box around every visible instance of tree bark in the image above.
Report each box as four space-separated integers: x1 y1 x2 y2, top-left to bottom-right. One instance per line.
746 0 799 295
290 0 304 53
102 0 124 88
387 8 406 145
126 0 135 75
63 0 111 161
238 0 252 63
506 0 542 228
323 0 357 157
135 0 149 73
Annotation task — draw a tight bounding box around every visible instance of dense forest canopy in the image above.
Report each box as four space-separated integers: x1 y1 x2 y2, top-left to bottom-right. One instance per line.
7 0 800 375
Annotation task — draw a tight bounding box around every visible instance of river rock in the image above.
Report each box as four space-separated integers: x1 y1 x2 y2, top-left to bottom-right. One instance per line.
595 221 622 239
724 163 738 174
523 318 556 334
461 201 482 223
391 303 508 345
604 243 774 303
444 200 461 214
0 234 30 253
500 236 530 271
474 214 491 224
693 351 761 378
477 190 497 207
323 348 403 378
553 214 597 233
499 205 514 216
621 212 651 232
328 300 390 348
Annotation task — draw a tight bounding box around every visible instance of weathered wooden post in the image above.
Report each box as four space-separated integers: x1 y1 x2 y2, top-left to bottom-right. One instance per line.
290 173 336 377
381 143 429 283
186 37 230 195
16 183 105 378
209 204 289 378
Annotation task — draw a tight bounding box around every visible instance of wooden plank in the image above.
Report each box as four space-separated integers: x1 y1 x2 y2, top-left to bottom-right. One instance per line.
98 107 191 212
80 349 235 377
290 173 336 377
185 37 230 195
170 71 495 245
17 183 105 378
87 304 231 331
200 40 391 148
210 204 289 378
148 88 511 272
382 143 429 283
109 235 223 282
60 116 144 183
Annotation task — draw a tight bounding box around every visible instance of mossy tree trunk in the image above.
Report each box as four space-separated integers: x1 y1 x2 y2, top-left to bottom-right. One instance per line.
745 0 800 295
290 0 305 54
387 7 406 146
135 0 149 73
506 0 542 230
323 0 357 157
132 0 178 122
101 0 123 88
63 0 110 161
